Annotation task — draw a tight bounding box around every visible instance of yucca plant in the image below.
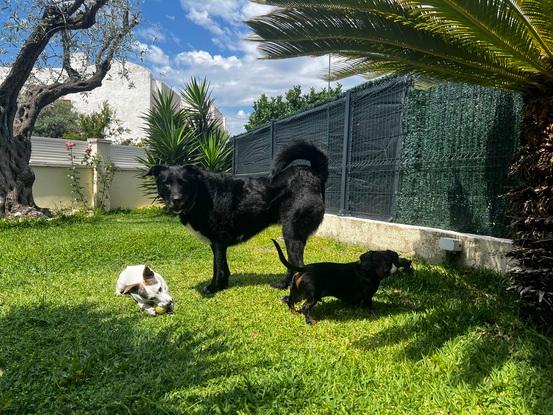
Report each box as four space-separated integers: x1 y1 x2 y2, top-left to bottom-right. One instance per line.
140 89 196 167
247 0 553 328
181 78 218 139
197 127 233 172
140 80 232 194
139 89 196 195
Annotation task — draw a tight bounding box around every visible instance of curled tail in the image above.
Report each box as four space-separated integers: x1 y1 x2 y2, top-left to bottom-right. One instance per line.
271 140 328 185
271 239 305 273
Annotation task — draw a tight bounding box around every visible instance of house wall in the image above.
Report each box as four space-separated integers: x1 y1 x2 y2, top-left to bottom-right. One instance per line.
0 62 227 142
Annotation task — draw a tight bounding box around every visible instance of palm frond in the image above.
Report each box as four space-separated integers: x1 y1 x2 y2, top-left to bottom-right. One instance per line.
248 7 539 90
398 0 553 76
247 1 553 93
517 0 553 56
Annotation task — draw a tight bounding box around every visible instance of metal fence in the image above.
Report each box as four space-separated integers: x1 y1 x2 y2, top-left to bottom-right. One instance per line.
232 75 522 237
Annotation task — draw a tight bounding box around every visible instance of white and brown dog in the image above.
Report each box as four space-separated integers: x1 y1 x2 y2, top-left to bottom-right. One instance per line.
115 265 174 316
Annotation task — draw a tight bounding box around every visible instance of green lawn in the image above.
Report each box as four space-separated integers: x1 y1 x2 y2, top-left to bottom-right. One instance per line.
0 210 551 414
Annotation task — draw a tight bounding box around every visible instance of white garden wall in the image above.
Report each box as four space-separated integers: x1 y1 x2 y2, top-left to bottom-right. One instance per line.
30 137 154 211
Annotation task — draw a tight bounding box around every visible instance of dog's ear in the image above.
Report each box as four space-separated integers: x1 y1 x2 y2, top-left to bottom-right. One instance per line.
145 165 167 178
181 165 202 179
359 251 375 270
143 265 157 285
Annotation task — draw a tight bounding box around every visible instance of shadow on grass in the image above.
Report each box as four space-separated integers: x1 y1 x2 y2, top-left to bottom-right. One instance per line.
192 273 285 296
353 265 553 392
310 298 413 323
229 273 285 289
0 303 291 414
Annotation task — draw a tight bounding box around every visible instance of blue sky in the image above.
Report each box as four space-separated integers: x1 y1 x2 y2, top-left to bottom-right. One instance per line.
134 0 363 134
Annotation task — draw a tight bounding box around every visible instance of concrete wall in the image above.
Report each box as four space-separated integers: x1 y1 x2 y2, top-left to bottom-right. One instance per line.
30 137 153 211
316 214 513 273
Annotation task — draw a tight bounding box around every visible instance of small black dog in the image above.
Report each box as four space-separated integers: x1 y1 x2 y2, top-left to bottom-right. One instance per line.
146 140 328 295
272 239 412 325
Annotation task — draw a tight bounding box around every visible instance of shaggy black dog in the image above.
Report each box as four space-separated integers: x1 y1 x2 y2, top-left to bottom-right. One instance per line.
146 140 328 295
272 239 412 325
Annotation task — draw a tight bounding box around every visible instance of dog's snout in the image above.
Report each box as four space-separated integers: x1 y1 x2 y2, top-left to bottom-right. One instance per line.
171 196 183 205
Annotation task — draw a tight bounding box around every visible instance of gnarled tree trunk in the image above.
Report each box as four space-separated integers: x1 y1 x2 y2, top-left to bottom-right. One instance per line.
0 131 47 218
0 1 136 218
508 97 553 328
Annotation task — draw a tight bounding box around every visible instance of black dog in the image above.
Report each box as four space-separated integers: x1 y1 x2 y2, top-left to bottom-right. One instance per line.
146 140 328 295
272 239 412 325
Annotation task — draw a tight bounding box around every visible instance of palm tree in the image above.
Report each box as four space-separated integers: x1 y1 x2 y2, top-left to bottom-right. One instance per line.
247 0 553 327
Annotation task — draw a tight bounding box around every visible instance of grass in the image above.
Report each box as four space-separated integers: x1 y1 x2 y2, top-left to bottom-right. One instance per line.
0 209 552 414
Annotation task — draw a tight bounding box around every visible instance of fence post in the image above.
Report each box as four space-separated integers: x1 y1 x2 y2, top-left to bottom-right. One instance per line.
270 120 275 162
232 137 236 175
339 91 352 215
88 138 112 211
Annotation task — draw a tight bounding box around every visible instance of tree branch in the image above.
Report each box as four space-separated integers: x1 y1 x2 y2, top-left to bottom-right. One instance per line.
13 6 138 139
61 31 81 81
0 0 108 137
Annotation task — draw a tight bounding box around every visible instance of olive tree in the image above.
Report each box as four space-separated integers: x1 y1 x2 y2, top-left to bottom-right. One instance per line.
0 0 138 217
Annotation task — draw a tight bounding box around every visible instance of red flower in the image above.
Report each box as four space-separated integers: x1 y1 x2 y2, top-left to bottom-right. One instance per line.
65 141 76 150
84 146 92 155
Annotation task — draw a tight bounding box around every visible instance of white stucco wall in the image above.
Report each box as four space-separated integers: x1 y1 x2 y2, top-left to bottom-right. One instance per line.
66 62 153 141
29 137 154 211
0 61 227 142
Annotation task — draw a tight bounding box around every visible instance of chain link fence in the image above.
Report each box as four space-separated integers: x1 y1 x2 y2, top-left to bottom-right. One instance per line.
232 75 522 237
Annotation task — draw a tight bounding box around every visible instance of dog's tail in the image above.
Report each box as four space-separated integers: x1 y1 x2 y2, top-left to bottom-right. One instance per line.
270 140 328 185
271 239 305 273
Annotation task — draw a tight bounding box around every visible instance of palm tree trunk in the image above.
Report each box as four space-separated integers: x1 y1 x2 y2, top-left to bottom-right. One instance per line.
508 97 553 327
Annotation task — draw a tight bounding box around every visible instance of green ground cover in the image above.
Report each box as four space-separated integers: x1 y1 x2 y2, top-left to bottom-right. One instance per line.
0 210 551 414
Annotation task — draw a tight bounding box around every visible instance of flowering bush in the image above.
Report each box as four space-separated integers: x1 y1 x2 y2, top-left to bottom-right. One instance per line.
66 142 87 209
66 143 116 212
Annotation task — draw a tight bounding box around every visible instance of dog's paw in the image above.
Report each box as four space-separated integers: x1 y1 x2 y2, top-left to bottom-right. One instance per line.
281 295 289 304
201 285 216 298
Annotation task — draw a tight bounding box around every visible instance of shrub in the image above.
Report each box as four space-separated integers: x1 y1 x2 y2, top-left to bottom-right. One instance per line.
33 100 80 138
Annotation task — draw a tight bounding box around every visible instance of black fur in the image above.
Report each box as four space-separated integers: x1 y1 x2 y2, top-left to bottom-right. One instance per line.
146 140 328 295
272 239 412 325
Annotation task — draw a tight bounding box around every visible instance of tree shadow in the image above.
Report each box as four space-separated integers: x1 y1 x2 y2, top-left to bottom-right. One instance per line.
0 303 287 414
352 264 552 391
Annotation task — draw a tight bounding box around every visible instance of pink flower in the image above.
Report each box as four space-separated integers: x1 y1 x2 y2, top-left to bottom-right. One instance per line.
84 146 92 155
65 141 76 150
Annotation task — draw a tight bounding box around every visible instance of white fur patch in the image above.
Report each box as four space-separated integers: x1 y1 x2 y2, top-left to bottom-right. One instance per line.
185 223 210 243
390 264 398 274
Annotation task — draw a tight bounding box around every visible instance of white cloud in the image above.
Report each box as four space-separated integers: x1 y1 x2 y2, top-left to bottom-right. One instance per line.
175 50 242 70
134 42 170 67
180 0 243 24
186 8 225 36
138 26 166 43
180 0 272 51
139 3 364 135
144 45 363 135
